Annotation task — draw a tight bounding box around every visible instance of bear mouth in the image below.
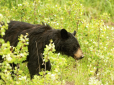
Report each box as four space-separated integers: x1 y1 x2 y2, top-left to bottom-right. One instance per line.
74 56 84 60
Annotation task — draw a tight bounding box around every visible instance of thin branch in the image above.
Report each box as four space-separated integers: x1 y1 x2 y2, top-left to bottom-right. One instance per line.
35 41 40 73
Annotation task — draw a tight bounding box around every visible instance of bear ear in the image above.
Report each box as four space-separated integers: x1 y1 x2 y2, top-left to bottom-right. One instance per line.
61 29 69 39
72 31 76 36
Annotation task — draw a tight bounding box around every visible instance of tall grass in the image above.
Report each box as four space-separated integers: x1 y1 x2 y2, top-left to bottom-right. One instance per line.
0 0 114 85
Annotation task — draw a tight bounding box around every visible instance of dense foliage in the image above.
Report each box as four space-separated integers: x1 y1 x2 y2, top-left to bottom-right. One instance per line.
0 0 114 85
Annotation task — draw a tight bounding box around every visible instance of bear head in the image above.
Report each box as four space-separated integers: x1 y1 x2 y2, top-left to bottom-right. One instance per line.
57 29 84 60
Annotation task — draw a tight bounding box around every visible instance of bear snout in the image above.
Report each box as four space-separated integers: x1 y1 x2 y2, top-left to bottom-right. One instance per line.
74 48 84 60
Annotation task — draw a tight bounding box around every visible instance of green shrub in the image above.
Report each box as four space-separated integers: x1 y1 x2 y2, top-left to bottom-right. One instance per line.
0 0 114 85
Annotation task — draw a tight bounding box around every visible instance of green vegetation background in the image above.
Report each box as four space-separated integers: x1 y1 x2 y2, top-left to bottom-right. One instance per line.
0 0 114 85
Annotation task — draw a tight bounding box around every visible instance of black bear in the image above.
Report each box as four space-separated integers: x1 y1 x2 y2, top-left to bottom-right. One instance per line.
0 21 84 79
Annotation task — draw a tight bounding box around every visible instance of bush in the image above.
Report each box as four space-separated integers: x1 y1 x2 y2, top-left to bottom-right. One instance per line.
0 0 114 85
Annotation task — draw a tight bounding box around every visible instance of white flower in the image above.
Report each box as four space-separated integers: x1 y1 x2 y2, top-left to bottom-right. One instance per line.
58 53 60 56
4 70 7 72
89 77 103 85
0 14 3 19
27 42 29 45
1 32 5 36
20 53 24 57
18 4 22 6
111 27 114 30
57 23 59 25
61 17 63 20
18 76 27 80
51 74 56 80
6 54 12 62
107 26 109 28
86 25 88 28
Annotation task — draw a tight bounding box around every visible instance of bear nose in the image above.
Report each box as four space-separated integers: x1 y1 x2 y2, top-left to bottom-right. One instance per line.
82 55 84 58
80 55 84 59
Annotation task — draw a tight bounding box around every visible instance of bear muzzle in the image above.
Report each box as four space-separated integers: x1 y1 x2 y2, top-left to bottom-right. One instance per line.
74 48 84 60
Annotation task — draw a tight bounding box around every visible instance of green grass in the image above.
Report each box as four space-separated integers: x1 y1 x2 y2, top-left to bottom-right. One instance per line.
0 0 114 85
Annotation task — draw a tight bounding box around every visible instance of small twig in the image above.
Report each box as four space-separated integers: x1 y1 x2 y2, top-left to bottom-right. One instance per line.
34 1 36 24
94 62 99 77
45 61 46 72
98 27 100 49
95 25 101 77
35 41 40 73
77 20 79 32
